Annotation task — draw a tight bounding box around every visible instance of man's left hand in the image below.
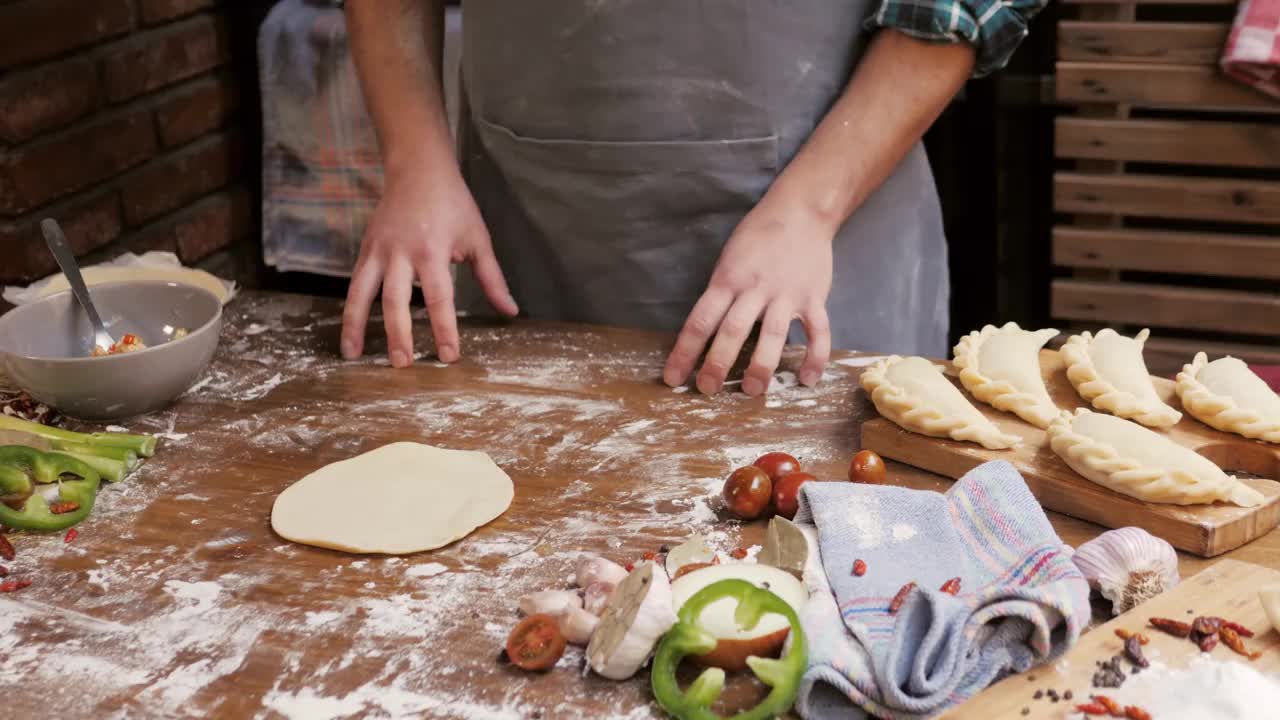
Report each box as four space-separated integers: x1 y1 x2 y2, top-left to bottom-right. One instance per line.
662 203 833 396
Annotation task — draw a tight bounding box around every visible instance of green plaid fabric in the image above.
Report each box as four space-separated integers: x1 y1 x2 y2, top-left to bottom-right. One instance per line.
868 0 1047 77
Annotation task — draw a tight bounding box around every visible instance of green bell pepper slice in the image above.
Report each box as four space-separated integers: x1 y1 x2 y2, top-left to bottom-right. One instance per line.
651 579 808 720
0 446 100 532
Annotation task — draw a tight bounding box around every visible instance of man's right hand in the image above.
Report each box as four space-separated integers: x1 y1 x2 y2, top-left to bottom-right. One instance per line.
340 165 519 367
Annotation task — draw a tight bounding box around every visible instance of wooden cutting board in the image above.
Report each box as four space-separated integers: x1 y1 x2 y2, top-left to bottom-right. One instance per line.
860 350 1280 557
942 558 1280 719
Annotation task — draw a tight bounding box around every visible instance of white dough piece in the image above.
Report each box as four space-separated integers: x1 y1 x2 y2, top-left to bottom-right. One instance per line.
1176 353 1280 444
1061 329 1182 428
953 322 1061 429
1047 409 1263 507
271 442 514 554
860 355 1019 450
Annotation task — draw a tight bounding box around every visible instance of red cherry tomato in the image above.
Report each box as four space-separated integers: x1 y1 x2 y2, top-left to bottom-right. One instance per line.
848 450 887 485
506 613 567 671
772 471 817 520
753 452 801 483
722 466 773 520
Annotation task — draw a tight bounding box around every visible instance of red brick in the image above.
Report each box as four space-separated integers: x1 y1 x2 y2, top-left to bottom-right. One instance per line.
0 111 157 216
101 15 228 103
120 132 240 225
0 190 122 282
0 0 133 69
154 73 238 147
175 186 250 262
139 0 217 25
0 57 100 144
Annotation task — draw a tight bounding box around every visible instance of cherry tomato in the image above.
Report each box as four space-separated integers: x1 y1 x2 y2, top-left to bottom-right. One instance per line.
772 471 817 520
848 450 887 485
722 466 772 520
505 613 567 671
753 452 801 483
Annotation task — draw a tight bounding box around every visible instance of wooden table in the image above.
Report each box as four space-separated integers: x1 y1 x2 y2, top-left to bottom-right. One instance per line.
2 291 1277 719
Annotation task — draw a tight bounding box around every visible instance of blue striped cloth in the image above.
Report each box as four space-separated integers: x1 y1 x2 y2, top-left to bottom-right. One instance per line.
793 460 1090 719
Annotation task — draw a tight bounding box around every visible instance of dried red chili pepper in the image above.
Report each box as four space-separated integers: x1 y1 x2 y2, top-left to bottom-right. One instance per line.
729 547 748 560
1196 632 1218 653
624 563 635 572
888 582 916 614
0 534 14 561
1219 627 1261 660
64 528 78 544
852 559 867 577
939 577 961 595
1114 628 1149 645
49 501 81 515
1148 617 1193 638
1192 616 1221 636
642 551 658 562
1212 617 1255 638
1075 703 1109 715
1093 695 1123 716
1124 706 1152 720
1124 635 1149 668
0 578 31 593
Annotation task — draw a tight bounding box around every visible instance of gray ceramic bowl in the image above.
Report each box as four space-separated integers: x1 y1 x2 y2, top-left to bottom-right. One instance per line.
0 281 222 421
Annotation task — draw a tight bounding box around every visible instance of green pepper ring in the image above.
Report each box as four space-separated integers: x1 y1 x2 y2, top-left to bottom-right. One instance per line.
651 578 808 720
0 445 100 532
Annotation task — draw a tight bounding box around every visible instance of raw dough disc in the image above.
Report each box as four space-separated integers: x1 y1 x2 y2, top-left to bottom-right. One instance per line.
271 442 514 554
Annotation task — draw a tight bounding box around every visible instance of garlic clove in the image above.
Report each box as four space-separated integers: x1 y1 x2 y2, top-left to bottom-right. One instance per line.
574 556 629 588
559 605 600 645
583 581 616 616
518 590 583 617
1071 527 1179 616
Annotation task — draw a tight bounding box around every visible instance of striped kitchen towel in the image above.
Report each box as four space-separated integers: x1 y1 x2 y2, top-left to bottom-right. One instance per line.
793 460 1091 720
1222 0 1280 100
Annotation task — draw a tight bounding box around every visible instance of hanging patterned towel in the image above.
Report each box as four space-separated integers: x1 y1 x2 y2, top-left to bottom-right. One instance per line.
792 460 1091 720
1221 0 1280 100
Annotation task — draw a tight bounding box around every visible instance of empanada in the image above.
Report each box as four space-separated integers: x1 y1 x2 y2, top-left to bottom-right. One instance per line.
1060 329 1182 429
953 322 1061 429
1047 408 1263 507
861 355 1019 450
1176 353 1280 444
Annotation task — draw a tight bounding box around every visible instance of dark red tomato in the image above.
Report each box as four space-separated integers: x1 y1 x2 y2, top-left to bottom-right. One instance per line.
722 466 773 520
506 613 567 671
848 450 887 485
772 471 817 520
753 452 801 483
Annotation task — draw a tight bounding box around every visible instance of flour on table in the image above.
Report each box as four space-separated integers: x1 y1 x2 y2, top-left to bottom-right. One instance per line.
835 355 888 368
1084 655 1280 720
406 562 448 578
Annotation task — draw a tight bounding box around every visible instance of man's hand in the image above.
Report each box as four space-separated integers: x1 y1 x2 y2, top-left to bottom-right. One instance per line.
663 202 833 396
340 166 518 367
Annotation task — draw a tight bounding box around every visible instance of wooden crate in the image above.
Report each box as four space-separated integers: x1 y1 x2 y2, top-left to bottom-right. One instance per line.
1052 0 1280 364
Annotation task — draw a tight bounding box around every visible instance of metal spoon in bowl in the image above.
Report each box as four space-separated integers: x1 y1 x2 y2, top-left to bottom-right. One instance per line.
39 218 117 355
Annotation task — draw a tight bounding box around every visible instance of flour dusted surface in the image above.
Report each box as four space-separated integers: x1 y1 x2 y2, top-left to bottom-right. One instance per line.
0 292 873 718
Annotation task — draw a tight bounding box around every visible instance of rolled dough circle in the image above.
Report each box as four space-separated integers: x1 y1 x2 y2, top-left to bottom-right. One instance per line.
270 442 514 554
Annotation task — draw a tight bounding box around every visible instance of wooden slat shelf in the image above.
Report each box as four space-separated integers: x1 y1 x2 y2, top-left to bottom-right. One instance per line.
1051 3 1279 356
1052 279 1280 336
1059 22 1230 65
1055 172 1280 225
1057 63 1280 111
1053 227 1280 279
1055 117 1280 167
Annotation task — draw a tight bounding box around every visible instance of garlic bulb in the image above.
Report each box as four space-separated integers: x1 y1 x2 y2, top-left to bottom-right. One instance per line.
574 556 629 587
518 590 582 617
582 581 616 616
586 562 677 680
559 606 600 645
1072 527 1179 615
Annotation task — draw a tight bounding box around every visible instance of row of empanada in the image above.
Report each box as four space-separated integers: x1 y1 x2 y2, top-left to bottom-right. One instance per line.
859 323 1279 509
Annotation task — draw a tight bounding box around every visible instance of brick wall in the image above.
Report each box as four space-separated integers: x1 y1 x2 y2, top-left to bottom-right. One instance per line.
0 0 253 289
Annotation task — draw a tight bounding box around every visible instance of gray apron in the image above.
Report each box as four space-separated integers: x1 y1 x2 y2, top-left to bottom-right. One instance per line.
456 1 949 357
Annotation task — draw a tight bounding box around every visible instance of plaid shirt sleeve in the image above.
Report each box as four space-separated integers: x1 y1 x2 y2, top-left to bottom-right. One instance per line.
867 0 1048 77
